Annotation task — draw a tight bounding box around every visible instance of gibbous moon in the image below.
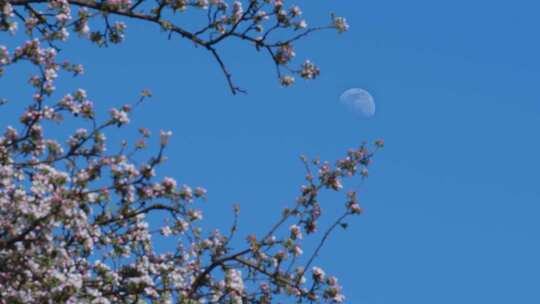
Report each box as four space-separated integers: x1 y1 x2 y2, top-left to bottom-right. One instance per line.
339 88 376 118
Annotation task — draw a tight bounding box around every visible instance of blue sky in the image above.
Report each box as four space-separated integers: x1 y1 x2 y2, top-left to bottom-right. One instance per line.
3 0 540 303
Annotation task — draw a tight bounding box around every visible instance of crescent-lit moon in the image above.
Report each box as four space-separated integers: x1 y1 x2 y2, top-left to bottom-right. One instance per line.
339 88 376 118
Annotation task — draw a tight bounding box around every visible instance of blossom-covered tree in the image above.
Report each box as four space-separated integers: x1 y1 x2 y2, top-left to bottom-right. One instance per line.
0 0 383 303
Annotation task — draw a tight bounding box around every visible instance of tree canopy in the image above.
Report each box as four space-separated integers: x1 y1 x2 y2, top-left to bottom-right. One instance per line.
0 1 382 303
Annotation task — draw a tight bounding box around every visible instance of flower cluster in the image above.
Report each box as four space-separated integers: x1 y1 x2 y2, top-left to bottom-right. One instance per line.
1 0 350 93
0 76 380 301
332 14 350 33
299 60 320 80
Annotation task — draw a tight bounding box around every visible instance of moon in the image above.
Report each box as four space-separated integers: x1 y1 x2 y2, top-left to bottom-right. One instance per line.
339 88 376 118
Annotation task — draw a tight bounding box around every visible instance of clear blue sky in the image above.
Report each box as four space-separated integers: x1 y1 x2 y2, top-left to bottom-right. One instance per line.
3 0 540 303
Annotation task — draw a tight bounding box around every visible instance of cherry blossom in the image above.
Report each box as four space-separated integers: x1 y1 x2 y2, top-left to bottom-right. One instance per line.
0 0 383 303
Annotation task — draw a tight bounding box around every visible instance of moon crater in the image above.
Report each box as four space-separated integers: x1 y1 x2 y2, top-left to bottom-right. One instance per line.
340 88 376 118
